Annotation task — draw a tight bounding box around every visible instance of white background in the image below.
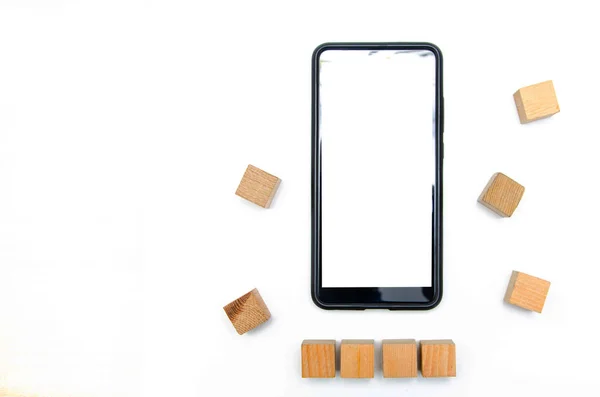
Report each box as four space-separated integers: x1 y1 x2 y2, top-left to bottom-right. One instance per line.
321 50 434 287
1 1 599 396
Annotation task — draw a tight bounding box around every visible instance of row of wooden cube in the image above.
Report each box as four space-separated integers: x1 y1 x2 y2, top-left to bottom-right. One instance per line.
301 339 455 378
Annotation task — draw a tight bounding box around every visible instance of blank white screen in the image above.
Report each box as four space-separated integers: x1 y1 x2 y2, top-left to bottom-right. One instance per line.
320 49 435 288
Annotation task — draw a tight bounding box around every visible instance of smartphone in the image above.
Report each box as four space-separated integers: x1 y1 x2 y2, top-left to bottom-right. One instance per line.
311 42 443 310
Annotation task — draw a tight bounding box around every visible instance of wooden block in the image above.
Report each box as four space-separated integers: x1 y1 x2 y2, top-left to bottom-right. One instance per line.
340 339 375 378
478 172 525 217
301 340 336 378
420 340 456 378
235 164 281 208
382 339 417 378
514 80 560 124
223 288 271 335
504 270 551 313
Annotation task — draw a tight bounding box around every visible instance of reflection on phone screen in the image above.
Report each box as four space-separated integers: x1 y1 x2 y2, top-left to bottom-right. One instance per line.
319 49 436 288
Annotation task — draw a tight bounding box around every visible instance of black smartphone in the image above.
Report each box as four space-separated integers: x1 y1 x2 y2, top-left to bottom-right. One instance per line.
311 42 443 310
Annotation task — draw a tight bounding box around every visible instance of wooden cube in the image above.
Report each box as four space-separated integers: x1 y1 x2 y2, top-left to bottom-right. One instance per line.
340 340 374 378
421 340 456 378
514 80 560 124
301 340 336 378
235 164 281 208
504 271 551 313
223 288 271 335
478 172 525 217
382 339 417 378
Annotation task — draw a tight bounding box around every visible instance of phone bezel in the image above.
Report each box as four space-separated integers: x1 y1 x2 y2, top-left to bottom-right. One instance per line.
311 42 444 310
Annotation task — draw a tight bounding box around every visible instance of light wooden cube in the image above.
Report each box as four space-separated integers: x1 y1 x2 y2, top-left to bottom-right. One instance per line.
223 288 271 335
301 340 336 378
382 339 417 378
504 271 551 313
420 340 456 378
235 164 281 208
514 80 560 124
478 172 525 217
340 340 374 378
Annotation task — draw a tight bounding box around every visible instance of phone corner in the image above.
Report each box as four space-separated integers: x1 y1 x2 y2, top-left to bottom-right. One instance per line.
421 42 443 60
312 43 333 63
424 289 444 310
311 287 332 310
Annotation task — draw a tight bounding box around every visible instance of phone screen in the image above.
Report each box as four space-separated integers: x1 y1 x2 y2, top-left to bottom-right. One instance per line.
319 49 436 288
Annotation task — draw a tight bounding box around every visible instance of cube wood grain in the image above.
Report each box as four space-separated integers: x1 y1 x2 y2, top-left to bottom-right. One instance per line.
478 172 525 217
301 340 336 378
223 288 271 335
235 164 281 208
504 271 551 313
382 339 417 378
420 340 456 378
340 340 375 378
514 80 560 123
